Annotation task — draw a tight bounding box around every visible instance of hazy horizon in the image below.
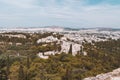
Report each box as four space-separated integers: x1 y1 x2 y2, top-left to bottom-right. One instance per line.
0 0 120 28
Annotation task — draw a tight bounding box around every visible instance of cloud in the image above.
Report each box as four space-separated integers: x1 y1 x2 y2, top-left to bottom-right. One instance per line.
0 0 39 8
85 0 120 5
0 0 120 28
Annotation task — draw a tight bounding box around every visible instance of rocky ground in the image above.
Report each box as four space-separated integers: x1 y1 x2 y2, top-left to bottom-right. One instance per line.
84 68 120 80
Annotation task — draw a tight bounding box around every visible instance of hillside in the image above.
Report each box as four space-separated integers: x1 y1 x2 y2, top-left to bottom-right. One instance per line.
84 68 120 80
0 29 120 80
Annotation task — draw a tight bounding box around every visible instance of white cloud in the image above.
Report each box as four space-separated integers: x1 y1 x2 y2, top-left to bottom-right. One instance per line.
0 0 39 8
0 0 120 28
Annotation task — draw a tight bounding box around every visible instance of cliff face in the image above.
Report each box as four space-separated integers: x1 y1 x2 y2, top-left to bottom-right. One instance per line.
84 68 120 80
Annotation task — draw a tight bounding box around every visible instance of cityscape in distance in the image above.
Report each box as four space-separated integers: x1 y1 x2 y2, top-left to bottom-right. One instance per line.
0 0 120 80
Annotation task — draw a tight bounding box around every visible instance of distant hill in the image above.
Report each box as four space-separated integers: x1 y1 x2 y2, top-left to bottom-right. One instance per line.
0 26 120 32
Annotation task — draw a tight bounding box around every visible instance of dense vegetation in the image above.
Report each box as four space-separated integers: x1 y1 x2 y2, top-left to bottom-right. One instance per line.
0 33 120 80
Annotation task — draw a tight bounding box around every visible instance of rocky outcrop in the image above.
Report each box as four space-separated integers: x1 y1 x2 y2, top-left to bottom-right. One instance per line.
83 68 120 80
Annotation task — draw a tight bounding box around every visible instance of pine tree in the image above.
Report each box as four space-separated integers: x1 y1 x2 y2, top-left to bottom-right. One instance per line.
80 46 83 54
40 65 46 80
27 54 30 69
6 54 10 80
58 45 61 52
26 54 30 80
0 70 2 80
68 44 72 55
62 67 73 80
18 62 25 80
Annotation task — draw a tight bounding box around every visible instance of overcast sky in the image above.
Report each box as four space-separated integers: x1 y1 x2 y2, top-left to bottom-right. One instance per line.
0 0 120 28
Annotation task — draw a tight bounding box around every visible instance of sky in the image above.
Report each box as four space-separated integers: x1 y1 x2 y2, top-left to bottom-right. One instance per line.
0 0 120 28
